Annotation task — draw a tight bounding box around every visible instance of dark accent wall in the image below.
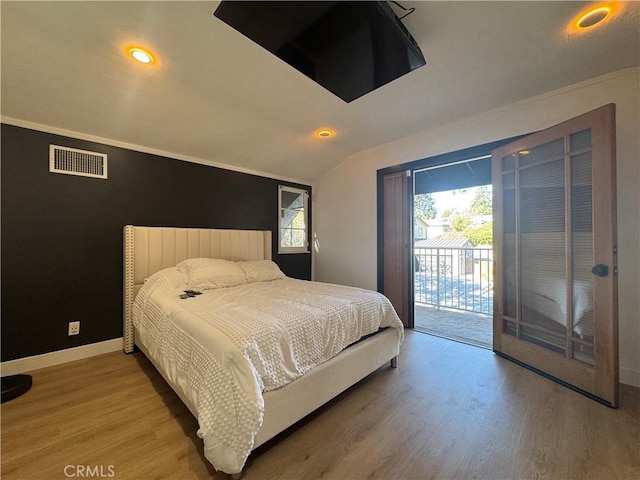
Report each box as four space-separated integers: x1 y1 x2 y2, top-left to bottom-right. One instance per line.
1 124 312 361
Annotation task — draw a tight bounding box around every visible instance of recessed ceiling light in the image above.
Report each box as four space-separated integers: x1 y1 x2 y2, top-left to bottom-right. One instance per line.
576 6 611 29
128 47 154 64
316 129 334 138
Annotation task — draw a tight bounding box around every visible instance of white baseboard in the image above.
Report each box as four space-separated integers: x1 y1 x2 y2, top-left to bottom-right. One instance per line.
1 338 123 376
620 367 640 388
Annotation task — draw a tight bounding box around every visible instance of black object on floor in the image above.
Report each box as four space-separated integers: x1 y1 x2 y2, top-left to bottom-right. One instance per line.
1 374 33 403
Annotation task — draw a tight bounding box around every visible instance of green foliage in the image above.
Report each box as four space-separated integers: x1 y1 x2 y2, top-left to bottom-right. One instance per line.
465 222 493 245
469 185 492 215
451 214 472 232
414 193 437 220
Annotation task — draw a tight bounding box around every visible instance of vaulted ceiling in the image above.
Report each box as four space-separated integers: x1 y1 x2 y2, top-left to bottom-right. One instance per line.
2 1 638 183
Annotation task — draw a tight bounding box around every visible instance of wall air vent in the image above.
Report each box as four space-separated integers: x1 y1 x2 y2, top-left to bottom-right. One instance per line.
49 145 107 179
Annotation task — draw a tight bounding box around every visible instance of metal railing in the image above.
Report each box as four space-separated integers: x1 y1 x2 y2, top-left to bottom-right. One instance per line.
414 246 493 314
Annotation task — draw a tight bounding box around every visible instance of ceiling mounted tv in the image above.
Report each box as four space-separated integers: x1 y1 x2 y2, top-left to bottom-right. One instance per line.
214 1 426 103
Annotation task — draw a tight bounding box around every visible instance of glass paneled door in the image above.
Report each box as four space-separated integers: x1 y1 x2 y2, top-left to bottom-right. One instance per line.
492 105 618 407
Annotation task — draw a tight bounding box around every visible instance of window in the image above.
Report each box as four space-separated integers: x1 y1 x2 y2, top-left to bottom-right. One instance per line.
278 185 309 253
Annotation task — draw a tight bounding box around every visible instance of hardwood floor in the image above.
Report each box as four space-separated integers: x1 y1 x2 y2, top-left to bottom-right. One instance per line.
2 331 639 480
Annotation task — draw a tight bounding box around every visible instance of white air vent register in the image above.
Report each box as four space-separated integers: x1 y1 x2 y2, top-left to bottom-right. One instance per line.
49 145 107 179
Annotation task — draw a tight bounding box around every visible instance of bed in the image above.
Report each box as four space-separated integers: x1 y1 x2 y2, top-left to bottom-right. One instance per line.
123 225 403 476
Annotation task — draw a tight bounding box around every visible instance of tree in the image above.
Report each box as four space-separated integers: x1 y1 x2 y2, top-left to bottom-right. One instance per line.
465 222 493 245
414 193 437 220
451 213 472 232
469 185 492 216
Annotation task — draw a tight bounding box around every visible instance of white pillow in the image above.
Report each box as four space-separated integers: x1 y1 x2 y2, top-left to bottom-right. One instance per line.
238 260 286 283
141 267 187 295
176 258 246 290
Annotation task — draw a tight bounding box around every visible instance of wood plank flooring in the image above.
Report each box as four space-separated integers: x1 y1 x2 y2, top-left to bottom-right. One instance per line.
2 331 639 480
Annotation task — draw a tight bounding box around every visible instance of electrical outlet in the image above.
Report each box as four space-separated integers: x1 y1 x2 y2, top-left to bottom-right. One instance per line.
68 321 80 336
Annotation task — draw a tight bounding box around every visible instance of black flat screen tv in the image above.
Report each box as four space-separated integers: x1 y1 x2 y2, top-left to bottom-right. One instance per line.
214 1 426 102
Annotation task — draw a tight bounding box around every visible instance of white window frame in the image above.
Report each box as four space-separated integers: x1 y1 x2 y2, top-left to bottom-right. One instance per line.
278 185 309 254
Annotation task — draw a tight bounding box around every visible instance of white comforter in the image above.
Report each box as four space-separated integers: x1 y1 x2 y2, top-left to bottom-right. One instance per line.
133 268 403 474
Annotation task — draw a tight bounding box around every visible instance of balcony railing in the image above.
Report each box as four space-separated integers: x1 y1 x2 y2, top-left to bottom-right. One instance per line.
414 246 493 314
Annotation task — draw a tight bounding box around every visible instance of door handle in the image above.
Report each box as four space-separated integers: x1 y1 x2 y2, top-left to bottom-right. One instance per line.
591 264 609 277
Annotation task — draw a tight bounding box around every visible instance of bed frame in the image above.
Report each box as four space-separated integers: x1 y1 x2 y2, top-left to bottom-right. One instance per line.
123 225 401 470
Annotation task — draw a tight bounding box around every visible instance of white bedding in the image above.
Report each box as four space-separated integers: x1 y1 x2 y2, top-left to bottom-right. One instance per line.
132 267 403 474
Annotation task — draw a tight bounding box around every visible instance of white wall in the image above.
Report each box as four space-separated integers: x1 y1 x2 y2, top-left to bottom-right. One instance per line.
313 67 640 387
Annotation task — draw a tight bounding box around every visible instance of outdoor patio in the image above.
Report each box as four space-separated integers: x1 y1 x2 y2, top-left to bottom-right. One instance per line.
414 304 492 349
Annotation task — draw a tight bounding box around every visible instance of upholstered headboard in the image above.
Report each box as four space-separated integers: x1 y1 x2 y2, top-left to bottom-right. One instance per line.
123 226 272 353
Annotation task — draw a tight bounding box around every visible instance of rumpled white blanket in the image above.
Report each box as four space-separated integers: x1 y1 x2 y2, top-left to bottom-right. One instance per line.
133 268 403 474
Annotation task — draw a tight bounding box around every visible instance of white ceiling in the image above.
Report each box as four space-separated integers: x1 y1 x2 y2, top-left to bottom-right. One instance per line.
2 1 639 183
